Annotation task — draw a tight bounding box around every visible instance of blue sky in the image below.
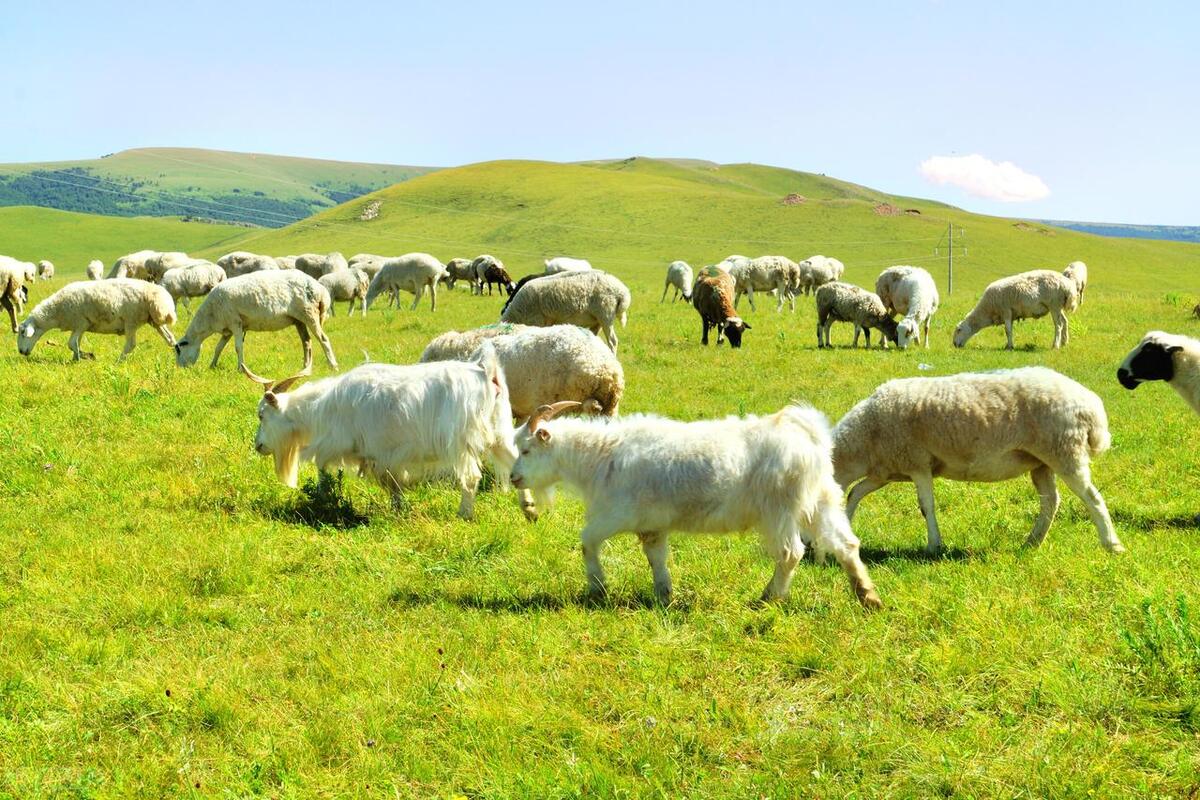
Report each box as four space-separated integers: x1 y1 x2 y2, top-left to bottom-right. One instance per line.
2 1 1196 224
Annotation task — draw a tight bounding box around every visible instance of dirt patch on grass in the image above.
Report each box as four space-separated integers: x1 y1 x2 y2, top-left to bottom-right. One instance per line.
1013 222 1056 235
781 193 806 206
874 203 901 216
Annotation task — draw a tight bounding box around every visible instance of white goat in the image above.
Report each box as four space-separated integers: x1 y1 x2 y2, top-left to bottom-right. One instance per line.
509 403 882 608
243 344 517 520
833 367 1124 554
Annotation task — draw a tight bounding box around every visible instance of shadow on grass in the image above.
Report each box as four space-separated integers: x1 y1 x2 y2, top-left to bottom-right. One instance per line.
857 544 977 565
1111 508 1200 532
258 471 370 530
384 586 693 614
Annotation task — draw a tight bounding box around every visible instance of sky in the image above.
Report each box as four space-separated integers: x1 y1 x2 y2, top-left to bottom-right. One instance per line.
2 1 1197 224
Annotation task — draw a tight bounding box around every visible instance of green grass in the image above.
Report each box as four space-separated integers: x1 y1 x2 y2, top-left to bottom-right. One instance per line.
3 159 1200 797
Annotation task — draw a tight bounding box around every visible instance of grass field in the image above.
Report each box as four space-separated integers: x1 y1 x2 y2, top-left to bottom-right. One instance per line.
3 160 1200 797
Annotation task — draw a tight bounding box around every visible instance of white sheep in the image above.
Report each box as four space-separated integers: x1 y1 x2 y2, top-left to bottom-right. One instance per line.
161 262 227 310
16 279 177 361
800 255 845 295
243 344 518 521
86 260 104 280
815 282 898 348
217 251 256 273
107 250 158 280
37 260 54 280
874 265 940 349
661 260 694 303
731 256 801 312
544 256 593 274
347 254 387 279
443 258 479 291
143 252 192 283
952 270 1079 350
319 267 370 317
509 402 882 608
718 255 749 271
175 270 337 374
220 254 281 278
275 256 298 271
364 253 447 312
294 252 348 279
0 257 36 326
500 269 631 353
833 366 1124 554
1063 260 1088 304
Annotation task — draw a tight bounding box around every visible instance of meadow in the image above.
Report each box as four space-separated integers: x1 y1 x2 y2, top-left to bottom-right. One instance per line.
2 159 1200 797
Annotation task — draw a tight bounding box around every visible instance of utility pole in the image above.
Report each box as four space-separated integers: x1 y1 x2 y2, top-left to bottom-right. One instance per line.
947 221 954 295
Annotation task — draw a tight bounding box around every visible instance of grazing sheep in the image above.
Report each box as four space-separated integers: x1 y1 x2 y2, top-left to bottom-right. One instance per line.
1118 331 1200 414
731 255 801 312
319 267 370 317
107 249 158 279
347 254 387 279
1063 260 1088 304
816 282 898 349
692 265 750 348
544 256 593 275
875 266 940 349
364 253 447 312
800 255 845 295
161 262 227 310
500 269 631 353
443 258 480 291
143 252 192 283
502 274 547 314
474 255 515 296
16 279 177 361
217 251 256 273
661 260 694 303
952 270 1079 350
0 257 36 326
294 252 349 280
509 402 882 608
86 260 104 280
718 255 749 272
274 255 299 271
37 260 54 280
175 270 337 374
243 344 518 521
833 367 1124 554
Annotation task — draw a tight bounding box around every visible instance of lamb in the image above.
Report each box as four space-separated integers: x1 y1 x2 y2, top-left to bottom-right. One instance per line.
86 260 104 280
37 260 54 280
661 260 694 303
107 250 157 279
319 267 370 317
474 255 515 296
800 255 845 295
294 252 349 280
834 367 1124 554
364 252 447 312
500 269 631 353
160 262 227 310
952 270 1079 350
443 258 479 291
874 265 940 349
815 282 898 348
509 402 882 609
174 270 337 375
242 343 518 521
1118 331 1200 414
692 265 750 347
731 255 801 312
544 256 593 274
1063 260 1088 304
16 279 177 361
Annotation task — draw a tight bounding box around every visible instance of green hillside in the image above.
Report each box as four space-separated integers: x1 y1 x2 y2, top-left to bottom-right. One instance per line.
208 157 1200 297
0 206 249 275
0 148 436 227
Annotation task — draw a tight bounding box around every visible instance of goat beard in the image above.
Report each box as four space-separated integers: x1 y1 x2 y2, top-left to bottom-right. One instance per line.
273 435 302 487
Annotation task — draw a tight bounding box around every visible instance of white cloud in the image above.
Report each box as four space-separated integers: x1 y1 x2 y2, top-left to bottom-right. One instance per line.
919 154 1050 203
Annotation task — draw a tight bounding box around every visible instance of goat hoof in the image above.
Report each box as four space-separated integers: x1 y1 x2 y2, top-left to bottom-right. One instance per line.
1106 542 1127 554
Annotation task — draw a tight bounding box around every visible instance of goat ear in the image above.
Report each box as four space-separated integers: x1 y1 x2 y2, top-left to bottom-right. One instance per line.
536 428 551 443
264 392 280 408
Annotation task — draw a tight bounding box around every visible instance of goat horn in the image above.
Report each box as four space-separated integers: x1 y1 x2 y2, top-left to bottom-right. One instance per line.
239 362 275 389
271 365 313 394
528 400 583 433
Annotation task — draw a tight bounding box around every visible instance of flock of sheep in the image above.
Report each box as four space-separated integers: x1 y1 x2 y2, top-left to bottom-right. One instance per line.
1 246 1196 609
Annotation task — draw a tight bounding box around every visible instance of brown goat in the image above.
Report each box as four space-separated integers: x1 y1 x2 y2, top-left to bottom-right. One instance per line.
693 266 751 348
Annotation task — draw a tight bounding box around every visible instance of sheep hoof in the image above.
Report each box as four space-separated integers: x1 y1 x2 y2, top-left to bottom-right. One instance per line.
858 588 884 611
522 506 539 523
1106 541 1127 554
82 352 96 361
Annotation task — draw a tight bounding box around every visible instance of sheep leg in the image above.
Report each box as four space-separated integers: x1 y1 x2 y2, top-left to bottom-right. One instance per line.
661 282 669 303
852 325 862 348
311 324 337 370
1023 465 1060 548
603 324 618 353
328 302 336 317
816 316 826 348
701 319 710 346
637 531 672 603
913 472 944 554
291 322 314 370
409 285 424 312
923 317 931 348
118 327 138 362
1003 311 1015 350
803 501 882 610
845 477 887 524
1059 468 1125 553
67 329 88 361
210 333 232 367
746 288 756 312
154 324 175 347
1053 308 1069 348
579 521 616 600
232 330 251 372
3 301 16 333
429 281 438 312
775 285 785 313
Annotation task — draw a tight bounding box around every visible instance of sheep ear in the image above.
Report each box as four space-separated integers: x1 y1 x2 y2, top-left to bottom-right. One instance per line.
536 428 551 442
1167 344 1184 354
742 321 752 330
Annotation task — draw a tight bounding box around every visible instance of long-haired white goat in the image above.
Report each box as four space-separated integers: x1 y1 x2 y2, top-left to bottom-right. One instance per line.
244 344 518 521
509 402 882 608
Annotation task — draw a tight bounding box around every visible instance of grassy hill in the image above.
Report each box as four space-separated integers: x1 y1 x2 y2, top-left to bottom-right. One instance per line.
5 158 1200 796
0 148 436 227
0 206 249 273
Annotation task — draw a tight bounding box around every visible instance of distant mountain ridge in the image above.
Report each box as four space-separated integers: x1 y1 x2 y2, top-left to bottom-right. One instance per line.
1035 220 1200 244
